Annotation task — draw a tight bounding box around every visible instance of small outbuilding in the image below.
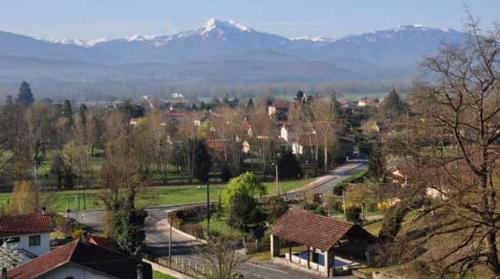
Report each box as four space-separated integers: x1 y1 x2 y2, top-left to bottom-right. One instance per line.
267 210 375 277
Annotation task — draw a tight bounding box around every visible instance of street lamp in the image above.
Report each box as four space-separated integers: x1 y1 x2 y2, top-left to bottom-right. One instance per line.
272 155 280 196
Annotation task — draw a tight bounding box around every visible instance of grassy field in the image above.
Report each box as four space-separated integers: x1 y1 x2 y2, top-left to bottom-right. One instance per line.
0 179 312 212
200 216 244 239
363 220 383 236
153 271 177 279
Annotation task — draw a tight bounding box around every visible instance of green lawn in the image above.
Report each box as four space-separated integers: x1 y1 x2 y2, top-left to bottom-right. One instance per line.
0 178 312 212
263 178 314 195
200 215 245 239
153 271 177 279
363 220 383 236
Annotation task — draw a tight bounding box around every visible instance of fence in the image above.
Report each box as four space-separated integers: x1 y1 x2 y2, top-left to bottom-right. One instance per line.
146 254 209 279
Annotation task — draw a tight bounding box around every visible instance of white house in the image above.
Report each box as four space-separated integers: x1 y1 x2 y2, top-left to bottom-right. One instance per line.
0 213 54 262
280 126 291 143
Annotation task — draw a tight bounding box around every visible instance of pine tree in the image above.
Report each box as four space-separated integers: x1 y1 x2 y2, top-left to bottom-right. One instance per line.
246 98 254 112
194 140 212 184
15 81 35 107
380 89 406 120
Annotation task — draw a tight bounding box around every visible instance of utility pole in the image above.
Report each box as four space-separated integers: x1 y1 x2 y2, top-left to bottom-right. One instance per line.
169 215 172 265
206 181 210 237
275 163 280 196
342 190 347 220
33 164 40 212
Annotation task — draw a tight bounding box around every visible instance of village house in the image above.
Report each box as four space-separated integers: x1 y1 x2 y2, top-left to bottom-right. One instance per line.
268 102 290 122
357 97 379 107
0 213 54 263
6 238 152 279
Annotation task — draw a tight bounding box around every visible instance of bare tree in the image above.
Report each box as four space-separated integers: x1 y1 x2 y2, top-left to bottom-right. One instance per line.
405 15 499 276
310 97 340 172
195 237 242 279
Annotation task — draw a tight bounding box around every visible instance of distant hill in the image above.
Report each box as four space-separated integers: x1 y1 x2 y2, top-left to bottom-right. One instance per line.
0 19 470 99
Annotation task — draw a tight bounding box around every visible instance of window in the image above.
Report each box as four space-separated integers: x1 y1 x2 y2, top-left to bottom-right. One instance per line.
29 235 41 246
6 237 20 243
66 277 74 279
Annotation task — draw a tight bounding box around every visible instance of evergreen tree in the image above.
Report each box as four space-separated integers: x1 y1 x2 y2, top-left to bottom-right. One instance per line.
228 190 261 231
61 100 74 135
117 100 145 119
296 90 305 102
15 81 35 107
380 89 406 120
277 151 302 179
78 104 88 128
330 93 342 118
112 209 147 257
219 163 233 182
194 139 212 233
194 140 212 184
246 98 254 112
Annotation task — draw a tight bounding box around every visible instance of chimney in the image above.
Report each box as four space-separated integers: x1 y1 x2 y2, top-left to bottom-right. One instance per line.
2 267 7 279
136 263 143 279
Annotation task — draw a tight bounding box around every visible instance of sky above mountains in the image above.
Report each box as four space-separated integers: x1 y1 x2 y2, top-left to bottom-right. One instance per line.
1 0 498 40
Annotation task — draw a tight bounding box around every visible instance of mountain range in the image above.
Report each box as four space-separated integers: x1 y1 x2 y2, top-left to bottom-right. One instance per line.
0 18 470 99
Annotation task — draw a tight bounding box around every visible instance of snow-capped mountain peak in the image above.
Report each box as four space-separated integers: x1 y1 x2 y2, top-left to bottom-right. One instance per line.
291 36 331 42
201 18 254 35
49 37 107 48
127 35 157 42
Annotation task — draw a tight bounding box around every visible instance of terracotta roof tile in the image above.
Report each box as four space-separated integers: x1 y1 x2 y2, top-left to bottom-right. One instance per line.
8 239 78 279
267 210 373 251
8 239 152 279
0 213 54 237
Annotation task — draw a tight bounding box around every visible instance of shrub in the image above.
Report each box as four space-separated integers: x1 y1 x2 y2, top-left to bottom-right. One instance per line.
346 207 362 223
333 169 368 195
72 228 85 239
182 223 204 239
220 163 234 182
266 197 288 223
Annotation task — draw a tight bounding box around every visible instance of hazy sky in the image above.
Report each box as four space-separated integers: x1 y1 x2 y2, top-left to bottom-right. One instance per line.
1 0 499 40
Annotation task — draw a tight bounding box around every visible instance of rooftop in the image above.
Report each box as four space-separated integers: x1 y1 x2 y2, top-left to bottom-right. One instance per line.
267 210 374 251
0 213 54 237
8 239 152 279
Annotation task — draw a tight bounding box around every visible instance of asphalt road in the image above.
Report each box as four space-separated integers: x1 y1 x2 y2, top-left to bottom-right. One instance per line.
68 161 366 278
277 160 367 202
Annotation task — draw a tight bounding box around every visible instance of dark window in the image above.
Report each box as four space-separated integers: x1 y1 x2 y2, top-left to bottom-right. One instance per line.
6 237 20 243
66 277 74 279
29 235 41 246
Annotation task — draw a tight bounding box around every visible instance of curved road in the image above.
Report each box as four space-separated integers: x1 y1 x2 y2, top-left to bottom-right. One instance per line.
68 160 366 278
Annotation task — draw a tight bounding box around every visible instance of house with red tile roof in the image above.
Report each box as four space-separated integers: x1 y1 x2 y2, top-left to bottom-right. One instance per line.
7 238 152 279
268 102 290 122
0 213 54 262
267 210 375 277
